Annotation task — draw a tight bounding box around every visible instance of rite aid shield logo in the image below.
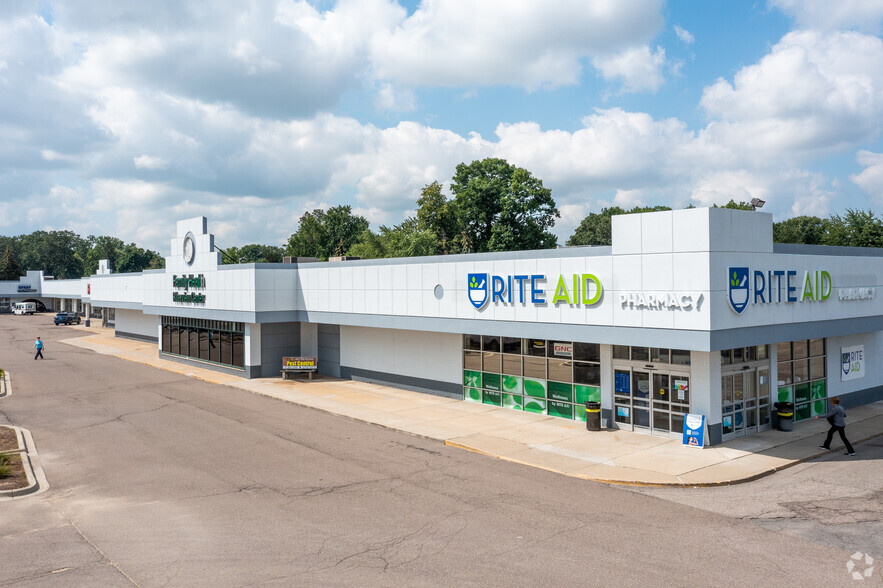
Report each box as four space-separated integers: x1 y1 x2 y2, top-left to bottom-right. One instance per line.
468 273 489 310
728 267 749 314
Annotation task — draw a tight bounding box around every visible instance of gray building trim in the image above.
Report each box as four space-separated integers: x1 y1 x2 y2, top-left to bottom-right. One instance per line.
340 366 462 399
774 243 883 257
838 384 883 409
115 330 158 344
301 310 716 350
90 300 144 311
709 316 883 350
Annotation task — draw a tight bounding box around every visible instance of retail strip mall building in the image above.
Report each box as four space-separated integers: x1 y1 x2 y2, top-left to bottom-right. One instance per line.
4 208 882 446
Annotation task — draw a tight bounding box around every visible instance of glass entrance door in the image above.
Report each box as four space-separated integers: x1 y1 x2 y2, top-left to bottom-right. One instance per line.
614 367 690 438
722 369 772 440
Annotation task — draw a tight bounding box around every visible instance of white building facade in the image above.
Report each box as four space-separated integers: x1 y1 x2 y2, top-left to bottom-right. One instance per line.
6 209 882 446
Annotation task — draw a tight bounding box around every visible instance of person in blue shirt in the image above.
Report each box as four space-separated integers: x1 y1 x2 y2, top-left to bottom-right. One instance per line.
33 336 44 360
815 396 855 456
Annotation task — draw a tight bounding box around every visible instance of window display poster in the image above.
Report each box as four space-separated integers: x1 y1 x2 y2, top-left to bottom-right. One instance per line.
674 379 688 401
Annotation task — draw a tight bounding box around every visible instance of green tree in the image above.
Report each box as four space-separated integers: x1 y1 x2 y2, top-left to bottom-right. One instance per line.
286 209 328 259
567 205 671 246
116 243 164 273
0 245 22 280
716 199 754 210
222 244 284 264
773 216 828 245
451 158 559 252
416 181 459 254
286 206 368 259
348 219 439 259
824 209 883 247
86 236 124 274
325 205 369 257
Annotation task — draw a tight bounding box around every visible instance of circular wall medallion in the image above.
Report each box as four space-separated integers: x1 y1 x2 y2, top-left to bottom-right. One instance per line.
183 234 195 265
434 284 444 300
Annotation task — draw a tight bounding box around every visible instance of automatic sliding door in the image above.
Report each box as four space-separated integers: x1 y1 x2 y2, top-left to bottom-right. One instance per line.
632 371 650 430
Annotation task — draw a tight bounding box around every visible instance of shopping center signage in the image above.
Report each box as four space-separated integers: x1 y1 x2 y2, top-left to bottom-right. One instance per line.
172 274 206 304
467 273 602 310
728 267 831 314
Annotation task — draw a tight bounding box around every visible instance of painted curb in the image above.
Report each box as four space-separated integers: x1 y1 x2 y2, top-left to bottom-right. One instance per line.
0 370 9 398
0 425 48 499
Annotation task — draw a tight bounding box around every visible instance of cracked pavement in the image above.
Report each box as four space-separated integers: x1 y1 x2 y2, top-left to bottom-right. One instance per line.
0 315 875 586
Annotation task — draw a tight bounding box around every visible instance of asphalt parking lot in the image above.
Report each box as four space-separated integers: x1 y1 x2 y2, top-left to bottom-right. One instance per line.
0 314 876 586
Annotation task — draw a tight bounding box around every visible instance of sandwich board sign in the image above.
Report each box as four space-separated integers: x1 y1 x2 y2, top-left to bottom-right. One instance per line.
682 414 706 449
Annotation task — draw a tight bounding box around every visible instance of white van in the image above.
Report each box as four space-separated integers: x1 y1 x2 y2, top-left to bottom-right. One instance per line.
12 302 36 315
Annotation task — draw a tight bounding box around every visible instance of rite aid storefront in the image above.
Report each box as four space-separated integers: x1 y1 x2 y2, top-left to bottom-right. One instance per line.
31 209 883 446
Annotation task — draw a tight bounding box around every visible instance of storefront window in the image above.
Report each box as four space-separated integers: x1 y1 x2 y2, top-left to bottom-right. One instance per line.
482 336 500 352
671 349 690 365
613 345 630 360
502 337 521 354
161 316 244 370
463 334 481 350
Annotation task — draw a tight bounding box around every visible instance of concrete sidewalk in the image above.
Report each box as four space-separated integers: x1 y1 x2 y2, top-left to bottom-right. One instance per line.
61 326 883 486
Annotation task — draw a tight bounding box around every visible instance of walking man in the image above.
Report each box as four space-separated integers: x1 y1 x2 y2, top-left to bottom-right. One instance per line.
815 396 856 456
34 336 44 360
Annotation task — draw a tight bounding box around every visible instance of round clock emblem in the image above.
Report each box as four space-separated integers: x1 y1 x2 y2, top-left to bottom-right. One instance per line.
183 234 195 265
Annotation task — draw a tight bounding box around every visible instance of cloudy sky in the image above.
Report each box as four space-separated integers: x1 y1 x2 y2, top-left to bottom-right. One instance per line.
2 0 883 252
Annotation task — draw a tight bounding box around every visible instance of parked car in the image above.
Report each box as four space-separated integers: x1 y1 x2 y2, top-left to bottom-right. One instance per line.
54 312 81 325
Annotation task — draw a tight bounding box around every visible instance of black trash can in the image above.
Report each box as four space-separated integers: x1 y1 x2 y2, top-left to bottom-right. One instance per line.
585 401 601 432
774 402 794 432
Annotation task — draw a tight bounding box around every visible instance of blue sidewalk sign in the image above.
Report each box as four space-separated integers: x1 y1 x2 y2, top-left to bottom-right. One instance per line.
682 414 706 448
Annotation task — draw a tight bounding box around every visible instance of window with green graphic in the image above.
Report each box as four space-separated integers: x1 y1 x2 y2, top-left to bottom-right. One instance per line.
464 387 481 402
548 401 573 419
483 372 502 392
776 339 826 424
547 381 573 402
574 384 601 404
482 390 502 406
463 335 602 422
464 370 482 389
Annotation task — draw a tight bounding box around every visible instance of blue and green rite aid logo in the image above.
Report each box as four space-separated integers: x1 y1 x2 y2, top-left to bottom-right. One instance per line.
728 267 749 314
468 273 488 310
467 272 602 310
728 266 832 314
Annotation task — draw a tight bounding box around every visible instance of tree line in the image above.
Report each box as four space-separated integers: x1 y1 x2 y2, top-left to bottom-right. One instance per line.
3 158 881 280
0 233 164 280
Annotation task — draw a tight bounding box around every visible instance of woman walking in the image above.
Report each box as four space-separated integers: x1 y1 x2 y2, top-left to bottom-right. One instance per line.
815 396 856 456
34 336 44 360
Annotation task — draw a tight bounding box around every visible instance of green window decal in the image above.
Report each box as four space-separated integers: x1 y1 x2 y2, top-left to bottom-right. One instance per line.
524 379 547 399
574 384 600 404
777 386 793 403
482 390 502 406
547 381 573 402
548 401 573 419
464 370 482 389
523 397 546 414
502 394 523 410
502 375 523 394
483 372 502 392
464 387 481 402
